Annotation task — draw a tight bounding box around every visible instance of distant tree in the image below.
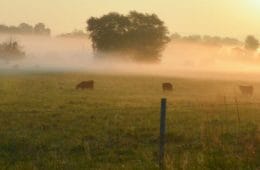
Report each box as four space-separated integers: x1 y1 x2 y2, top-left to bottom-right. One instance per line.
0 40 25 61
221 37 240 45
171 33 181 41
202 35 222 45
18 23 34 34
0 25 9 33
58 29 88 38
0 23 51 36
8 26 19 34
245 35 259 51
34 23 51 35
87 11 170 62
170 33 240 46
183 35 201 42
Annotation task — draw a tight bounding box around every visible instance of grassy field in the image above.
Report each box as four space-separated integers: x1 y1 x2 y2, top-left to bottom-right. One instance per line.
0 73 259 170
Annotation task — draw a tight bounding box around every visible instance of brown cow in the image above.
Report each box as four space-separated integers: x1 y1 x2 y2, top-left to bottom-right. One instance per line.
239 85 253 96
76 80 94 90
162 83 173 91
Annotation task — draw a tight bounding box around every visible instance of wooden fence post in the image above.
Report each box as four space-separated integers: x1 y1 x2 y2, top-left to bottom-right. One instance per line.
159 98 167 170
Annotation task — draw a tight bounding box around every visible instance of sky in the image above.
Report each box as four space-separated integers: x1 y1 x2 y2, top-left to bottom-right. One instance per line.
0 0 260 39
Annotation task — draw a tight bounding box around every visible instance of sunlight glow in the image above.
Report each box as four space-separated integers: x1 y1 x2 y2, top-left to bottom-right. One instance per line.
249 0 260 7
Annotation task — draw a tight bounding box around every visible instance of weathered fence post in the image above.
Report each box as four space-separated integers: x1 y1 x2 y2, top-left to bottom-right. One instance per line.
159 98 167 170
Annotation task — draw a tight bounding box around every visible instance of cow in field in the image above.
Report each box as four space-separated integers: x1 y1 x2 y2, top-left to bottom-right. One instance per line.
162 83 173 91
239 85 253 96
76 80 94 90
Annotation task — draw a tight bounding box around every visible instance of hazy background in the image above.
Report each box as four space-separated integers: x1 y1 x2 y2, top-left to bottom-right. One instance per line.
1 34 260 81
1 0 260 39
1 0 260 80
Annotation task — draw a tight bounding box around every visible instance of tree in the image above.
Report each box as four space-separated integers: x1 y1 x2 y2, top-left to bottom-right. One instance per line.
245 35 259 51
222 37 240 45
87 11 170 62
171 33 181 41
183 35 201 42
0 25 9 33
18 23 34 34
0 23 51 35
34 23 51 35
0 40 25 61
58 29 88 38
170 33 240 46
203 35 222 46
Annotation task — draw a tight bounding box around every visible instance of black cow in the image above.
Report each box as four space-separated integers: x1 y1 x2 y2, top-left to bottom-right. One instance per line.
162 83 173 91
239 85 253 96
76 80 94 90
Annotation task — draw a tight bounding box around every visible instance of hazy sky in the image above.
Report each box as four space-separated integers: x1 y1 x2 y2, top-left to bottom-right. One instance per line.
1 0 260 39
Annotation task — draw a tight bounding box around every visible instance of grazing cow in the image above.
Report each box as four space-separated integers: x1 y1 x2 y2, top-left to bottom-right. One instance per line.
76 80 94 90
162 83 173 91
239 85 253 96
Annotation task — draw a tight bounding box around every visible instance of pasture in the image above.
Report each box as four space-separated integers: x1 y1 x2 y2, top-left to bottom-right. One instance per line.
0 73 259 170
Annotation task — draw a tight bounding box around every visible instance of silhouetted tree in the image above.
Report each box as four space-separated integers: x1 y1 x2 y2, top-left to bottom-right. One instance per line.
0 40 25 61
8 26 19 34
245 35 259 51
18 23 34 34
0 23 51 36
34 23 51 35
87 11 170 62
0 25 9 33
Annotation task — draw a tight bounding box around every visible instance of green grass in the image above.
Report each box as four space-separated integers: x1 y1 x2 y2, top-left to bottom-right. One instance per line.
0 73 259 170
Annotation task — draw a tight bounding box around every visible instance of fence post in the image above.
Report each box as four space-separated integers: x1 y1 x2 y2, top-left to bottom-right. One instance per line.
234 98 241 124
159 98 167 170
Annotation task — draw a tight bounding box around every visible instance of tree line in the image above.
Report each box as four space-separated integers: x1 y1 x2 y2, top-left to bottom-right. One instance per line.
58 30 88 38
86 11 260 62
0 11 259 62
171 33 241 46
171 33 259 51
0 23 51 36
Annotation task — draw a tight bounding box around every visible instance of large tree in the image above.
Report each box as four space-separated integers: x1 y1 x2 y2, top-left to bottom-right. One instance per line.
87 11 170 62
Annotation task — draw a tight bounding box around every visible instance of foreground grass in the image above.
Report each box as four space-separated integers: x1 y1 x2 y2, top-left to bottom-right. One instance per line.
0 73 259 170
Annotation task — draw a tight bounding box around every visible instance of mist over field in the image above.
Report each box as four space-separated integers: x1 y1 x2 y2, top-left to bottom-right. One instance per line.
1 34 260 80
1 1 260 168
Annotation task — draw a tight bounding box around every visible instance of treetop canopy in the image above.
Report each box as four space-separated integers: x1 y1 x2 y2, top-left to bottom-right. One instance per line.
87 11 170 62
